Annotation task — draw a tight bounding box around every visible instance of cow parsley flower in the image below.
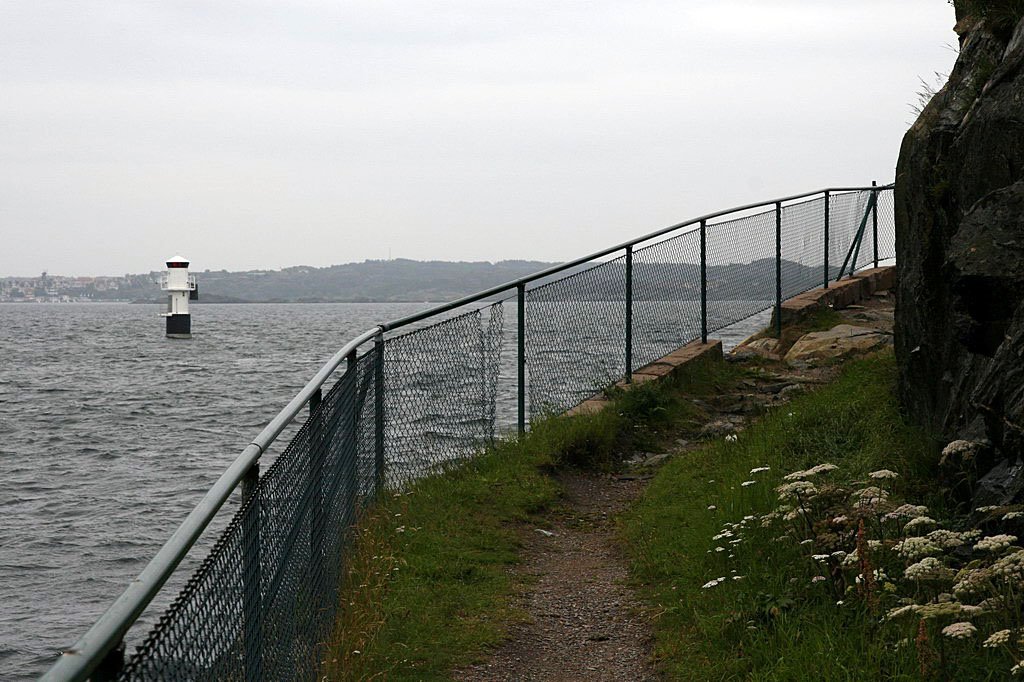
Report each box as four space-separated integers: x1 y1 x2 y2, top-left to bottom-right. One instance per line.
991 549 1024 581
869 469 900 480
903 557 953 582
942 622 977 639
741 480 756 487
927 529 969 550
975 534 1017 553
983 630 1011 648
776 481 818 500
904 516 937 534
750 466 770 474
1004 512 1024 521
883 504 929 521
783 463 838 481
894 536 941 560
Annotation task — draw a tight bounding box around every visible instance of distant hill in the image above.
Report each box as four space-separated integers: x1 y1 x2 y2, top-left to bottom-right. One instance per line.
110 259 561 303
67 257 831 304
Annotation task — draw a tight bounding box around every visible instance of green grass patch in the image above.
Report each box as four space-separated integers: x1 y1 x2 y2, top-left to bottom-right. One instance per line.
622 353 966 680
324 441 559 680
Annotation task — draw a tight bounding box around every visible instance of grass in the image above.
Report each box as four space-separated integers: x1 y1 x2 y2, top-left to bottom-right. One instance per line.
323 354 751 680
323 441 559 681
621 353 956 680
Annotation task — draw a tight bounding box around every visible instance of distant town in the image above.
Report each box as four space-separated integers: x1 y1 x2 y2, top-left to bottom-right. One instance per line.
0 272 161 302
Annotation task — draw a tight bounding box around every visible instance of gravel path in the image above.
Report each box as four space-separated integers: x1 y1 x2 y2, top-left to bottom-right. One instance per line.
455 473 656 682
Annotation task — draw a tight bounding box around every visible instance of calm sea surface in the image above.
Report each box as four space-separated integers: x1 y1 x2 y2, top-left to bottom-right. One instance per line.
0 302 767 680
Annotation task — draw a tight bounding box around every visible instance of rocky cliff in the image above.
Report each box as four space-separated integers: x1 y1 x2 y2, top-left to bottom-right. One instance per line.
895 5 1024 472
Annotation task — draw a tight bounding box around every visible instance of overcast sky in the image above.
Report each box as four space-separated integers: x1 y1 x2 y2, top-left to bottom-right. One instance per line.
1 1 957 277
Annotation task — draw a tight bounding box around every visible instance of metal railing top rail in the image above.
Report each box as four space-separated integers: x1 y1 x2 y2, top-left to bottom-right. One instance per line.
43 182 892 682
379 184 892 332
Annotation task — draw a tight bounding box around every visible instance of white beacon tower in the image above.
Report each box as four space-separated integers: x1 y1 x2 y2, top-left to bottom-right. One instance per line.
161 255 198 338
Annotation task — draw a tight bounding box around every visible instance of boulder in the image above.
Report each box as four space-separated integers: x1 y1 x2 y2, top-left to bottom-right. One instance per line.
895 8 1024 469
784 324 892 366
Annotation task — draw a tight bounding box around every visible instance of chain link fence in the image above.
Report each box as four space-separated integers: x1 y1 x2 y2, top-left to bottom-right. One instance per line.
49 185 895 682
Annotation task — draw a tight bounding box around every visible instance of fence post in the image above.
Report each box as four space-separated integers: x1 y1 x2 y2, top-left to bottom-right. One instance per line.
373 332 385 494
517 283 526 435
871 180 879 268
775 201 782 338
700 219 707 344
241 463 262 681
823 190 830 289
625 246 633 383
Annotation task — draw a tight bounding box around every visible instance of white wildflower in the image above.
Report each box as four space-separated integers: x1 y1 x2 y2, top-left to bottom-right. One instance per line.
750 466 771 474
811 554 830 561
702 577 726 589
869 469 900 480
953 567 992 598
991 549 1024 581
927 529 969 550
903 557 954 582
1013 660 1024 676
715 546 726 553
783 463 838 481
942 622 977 640
1004 512 1024 521
894 536 941 560
975 534 1017 553
800 538 814 545
707 505 717 511
776 480 818 500
977 505 1001 513
985 630 1012 648
904 517 938 534
883 504 929 522
724 434 738 443
741 480 756 487
832 515 849 525
811 575 826 583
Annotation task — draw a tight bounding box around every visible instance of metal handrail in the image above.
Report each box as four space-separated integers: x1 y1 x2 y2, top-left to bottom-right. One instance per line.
42 183 892 681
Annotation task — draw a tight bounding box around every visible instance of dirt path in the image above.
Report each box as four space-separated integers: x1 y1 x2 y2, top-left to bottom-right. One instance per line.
455 473 656 682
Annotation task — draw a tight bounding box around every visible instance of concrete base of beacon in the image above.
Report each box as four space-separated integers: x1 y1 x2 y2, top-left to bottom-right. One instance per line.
166 314 192 339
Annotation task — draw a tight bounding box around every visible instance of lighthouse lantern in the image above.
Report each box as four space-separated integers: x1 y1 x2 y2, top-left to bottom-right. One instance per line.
161 255 197 338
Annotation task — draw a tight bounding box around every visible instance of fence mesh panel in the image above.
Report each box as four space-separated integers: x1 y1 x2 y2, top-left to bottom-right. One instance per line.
781 195 827 298
381 303 504 487
631 229 702 369
525 258 626 419
704 208 778 334
91 186 896 681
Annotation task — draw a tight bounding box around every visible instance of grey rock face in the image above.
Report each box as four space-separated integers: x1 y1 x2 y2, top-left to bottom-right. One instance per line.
895 11 1024 469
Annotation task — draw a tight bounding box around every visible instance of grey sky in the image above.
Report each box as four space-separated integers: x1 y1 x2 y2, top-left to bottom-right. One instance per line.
1 1 956 277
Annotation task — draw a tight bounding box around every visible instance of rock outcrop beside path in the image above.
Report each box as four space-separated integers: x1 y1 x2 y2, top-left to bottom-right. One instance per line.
895 8 1024 474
